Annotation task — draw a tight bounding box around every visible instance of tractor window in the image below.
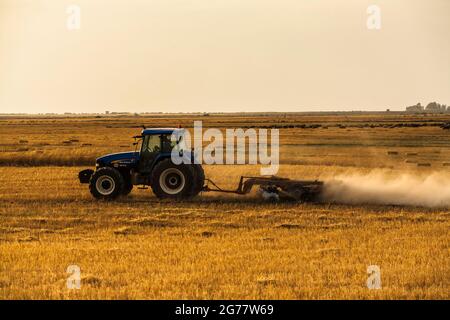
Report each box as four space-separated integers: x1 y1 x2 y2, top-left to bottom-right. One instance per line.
142 135 161 153
161 134 177 153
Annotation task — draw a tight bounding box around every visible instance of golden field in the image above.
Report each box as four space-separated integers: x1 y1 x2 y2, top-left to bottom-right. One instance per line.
0 113 449 299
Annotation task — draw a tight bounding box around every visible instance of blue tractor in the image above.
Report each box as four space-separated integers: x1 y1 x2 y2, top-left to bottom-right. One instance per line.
79 127 324 202
79 128 204 200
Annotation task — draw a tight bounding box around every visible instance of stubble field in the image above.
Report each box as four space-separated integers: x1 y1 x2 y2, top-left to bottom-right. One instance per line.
0 112 449 299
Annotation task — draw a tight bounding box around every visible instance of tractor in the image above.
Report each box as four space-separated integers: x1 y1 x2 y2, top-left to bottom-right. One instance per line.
79 128 324 201
79 128 204 200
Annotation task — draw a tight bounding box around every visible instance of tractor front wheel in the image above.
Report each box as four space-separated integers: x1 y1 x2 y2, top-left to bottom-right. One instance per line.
151 159 195 199
89 167 124 200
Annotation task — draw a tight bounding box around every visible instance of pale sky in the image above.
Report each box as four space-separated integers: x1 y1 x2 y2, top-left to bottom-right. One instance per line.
0 0 449 114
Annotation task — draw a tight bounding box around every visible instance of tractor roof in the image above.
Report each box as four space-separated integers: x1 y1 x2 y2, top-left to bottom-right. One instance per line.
141 128 184 135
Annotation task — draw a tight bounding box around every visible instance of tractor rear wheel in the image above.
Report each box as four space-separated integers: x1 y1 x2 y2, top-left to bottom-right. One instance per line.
122 181 133 196
151 159 195 199
190 164 205 197
89 167 124 200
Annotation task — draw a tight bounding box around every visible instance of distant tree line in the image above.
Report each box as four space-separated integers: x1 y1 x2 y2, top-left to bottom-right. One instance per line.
406 102 448 113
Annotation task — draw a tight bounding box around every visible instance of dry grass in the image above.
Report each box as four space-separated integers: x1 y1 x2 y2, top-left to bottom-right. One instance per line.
2 113 450 168
0 113 449 299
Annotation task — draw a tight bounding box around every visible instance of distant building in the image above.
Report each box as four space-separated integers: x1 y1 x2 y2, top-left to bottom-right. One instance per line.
406 103 424 113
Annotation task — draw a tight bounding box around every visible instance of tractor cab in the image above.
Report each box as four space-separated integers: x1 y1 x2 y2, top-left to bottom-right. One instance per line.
137 128 187 173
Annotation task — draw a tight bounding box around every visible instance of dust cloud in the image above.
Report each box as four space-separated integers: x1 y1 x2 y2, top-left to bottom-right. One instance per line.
321 171 450 207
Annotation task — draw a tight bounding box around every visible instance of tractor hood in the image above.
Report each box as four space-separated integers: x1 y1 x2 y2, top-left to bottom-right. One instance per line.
96 151 139 166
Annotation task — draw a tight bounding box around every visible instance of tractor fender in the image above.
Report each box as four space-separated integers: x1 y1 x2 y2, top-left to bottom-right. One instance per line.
79 169 94 184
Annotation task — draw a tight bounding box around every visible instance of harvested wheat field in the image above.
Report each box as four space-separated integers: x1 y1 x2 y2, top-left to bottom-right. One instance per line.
0 113 449 299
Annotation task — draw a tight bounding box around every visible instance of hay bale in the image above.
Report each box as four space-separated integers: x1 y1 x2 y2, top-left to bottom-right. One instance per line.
443 163 450 167
387 151 399 155
200 231 215 238
256 277 277 286
276 223 304 229
113 227 136 235
19 139 28 144
132 218 177 228
417 163 431 167
406 152 418 156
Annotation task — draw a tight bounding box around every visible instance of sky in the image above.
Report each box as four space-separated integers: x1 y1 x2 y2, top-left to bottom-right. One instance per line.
0 0 449 114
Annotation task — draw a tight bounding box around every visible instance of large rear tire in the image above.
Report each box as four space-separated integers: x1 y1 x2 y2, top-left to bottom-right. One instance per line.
151 159 195 199
190 164 205 197
89 167 124 200
122 181 133 196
